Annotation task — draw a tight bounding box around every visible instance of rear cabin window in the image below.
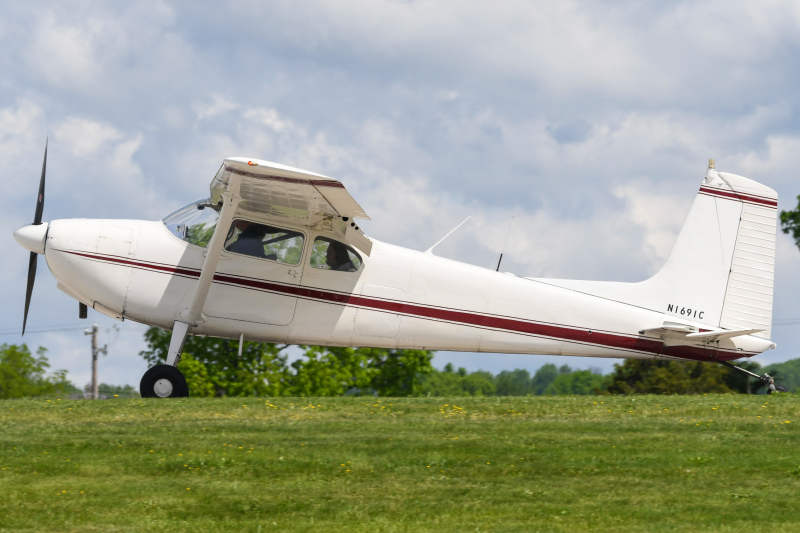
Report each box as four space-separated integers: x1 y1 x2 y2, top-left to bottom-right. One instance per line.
224 220 304 265
310 237 362 272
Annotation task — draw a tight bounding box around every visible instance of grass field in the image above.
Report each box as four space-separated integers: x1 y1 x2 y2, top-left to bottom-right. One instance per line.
1 395 799 532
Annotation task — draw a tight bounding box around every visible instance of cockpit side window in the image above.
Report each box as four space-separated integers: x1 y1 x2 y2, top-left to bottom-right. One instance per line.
224 219 305 265
310 237 362 272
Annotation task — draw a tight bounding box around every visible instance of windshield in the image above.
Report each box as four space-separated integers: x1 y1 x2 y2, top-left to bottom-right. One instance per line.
162 199 220 247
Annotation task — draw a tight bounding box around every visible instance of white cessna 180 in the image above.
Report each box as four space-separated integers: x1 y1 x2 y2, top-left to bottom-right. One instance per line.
14 143 785 397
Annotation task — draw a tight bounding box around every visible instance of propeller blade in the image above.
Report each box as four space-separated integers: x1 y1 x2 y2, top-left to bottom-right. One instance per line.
22 252 37 335
33 139 47 226
23 139 47 335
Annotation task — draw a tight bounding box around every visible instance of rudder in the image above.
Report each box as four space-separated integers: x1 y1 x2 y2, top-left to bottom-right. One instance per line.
711 169 778 339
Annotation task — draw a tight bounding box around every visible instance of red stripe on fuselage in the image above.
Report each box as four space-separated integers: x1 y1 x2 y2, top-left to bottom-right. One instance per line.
59 249 755 362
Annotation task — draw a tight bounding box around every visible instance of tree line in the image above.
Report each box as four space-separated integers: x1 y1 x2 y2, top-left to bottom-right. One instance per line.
368 359 798 396
3 337 799 399
139 328 800 396
0 343 140 399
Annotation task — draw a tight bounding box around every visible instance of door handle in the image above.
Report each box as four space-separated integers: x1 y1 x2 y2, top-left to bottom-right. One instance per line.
288 269 298 275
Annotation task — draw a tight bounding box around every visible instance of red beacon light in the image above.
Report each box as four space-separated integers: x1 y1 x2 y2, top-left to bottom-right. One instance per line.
247 161 258 166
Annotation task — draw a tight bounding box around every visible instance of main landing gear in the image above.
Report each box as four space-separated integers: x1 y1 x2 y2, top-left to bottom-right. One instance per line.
717 360 787 394
140 321 191 398
140 364 189 398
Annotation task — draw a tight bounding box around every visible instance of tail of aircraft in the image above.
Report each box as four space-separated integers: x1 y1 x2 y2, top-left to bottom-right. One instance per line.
535 161 778 339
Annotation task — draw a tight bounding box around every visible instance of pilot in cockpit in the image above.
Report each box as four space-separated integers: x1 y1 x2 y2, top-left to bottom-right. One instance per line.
227 220 267 258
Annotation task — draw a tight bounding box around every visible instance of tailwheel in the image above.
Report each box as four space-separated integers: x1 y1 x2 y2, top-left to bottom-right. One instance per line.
716 361 789 394
140 364 189 398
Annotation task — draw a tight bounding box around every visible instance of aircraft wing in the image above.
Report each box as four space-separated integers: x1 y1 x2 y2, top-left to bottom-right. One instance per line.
210 157 369 222
209 157 372 254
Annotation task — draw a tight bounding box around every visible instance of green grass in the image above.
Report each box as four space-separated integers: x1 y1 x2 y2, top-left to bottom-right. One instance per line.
1 395 799 532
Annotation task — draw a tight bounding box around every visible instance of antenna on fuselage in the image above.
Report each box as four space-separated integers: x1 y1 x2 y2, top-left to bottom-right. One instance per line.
495 216 514 272
425 216 471 255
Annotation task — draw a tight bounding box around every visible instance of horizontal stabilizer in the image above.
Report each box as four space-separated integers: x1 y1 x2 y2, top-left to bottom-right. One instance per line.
685 328 764 341
639 319 764 345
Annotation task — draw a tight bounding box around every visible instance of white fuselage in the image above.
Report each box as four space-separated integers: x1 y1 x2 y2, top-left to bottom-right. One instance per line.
44 217 771 363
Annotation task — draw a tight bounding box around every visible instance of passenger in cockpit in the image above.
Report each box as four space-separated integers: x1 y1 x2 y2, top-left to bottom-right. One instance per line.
326 241 357 271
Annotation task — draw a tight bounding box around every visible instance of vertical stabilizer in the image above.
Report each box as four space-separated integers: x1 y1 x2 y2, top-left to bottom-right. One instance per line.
533 162 778 338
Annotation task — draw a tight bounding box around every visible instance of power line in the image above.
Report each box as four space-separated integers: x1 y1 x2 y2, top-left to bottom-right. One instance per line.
0 325 87 336
0 323 138 336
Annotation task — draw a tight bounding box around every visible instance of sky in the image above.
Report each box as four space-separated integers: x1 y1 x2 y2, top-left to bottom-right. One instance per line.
2 0 800 388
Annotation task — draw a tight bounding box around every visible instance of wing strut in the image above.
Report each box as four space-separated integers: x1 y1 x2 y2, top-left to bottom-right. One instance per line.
165 174 242 366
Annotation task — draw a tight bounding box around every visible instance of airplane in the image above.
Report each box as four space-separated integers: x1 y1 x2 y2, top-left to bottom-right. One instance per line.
14 142 786 397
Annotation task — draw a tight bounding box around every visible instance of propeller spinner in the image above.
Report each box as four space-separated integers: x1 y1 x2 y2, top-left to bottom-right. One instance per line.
13 140 49 335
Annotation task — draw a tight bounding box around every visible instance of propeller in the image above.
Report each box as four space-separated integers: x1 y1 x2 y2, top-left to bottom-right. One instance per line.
22 139 47 335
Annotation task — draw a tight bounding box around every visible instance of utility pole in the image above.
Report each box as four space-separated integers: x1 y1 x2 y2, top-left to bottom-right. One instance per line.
84 324 107 399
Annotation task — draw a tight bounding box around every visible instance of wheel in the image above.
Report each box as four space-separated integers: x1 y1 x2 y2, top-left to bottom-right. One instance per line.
140 364 189 398
767 385 788 394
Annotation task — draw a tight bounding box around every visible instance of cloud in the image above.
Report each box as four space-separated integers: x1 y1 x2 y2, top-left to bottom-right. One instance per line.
53 117 123 157
613 183 687 269
735 133 800 189
201 0 800 109
45 115 170 220
25 12 104 91
194 94 238 120
0 100 47 196
356 155 688 282
243 108 288 132
173 105 371 191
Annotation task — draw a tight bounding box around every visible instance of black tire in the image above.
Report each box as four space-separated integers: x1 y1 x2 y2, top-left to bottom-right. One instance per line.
140 364 189 398
767 385 788 394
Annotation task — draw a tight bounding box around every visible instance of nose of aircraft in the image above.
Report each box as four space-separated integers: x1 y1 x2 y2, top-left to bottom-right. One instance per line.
14 223 49 254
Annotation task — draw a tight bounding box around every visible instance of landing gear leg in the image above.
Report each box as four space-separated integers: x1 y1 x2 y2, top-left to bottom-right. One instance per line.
165 321 190 367
717 360 786 394
139 321 191 398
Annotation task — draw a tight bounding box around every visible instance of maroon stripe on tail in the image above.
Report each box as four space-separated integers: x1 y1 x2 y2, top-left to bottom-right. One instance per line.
699 186 777 208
